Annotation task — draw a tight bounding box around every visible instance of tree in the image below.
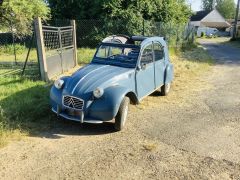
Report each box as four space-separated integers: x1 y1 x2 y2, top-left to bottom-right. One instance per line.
48 0 191 24
217 0 236 19
202 0 214 11
202 0 236 19
0 0 50 36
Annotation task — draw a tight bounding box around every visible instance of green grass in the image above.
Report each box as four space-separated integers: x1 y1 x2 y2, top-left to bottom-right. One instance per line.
77 48 96 64
0 44 95 64
0 76 52 147
0 44 38 63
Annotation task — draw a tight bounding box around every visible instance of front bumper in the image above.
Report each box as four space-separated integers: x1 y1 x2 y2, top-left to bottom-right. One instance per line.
52 106 104 124
50 86 119 123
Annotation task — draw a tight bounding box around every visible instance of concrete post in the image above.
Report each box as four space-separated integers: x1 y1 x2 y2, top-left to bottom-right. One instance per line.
71 20 78 66
34 17 48 81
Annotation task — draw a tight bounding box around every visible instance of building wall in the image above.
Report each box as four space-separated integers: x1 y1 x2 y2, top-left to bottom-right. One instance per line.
190 9 230 29
189 21 201 27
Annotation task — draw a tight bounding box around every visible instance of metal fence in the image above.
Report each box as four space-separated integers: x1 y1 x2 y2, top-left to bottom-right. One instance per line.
0 29 39 79
41 22 77 80
75 19 195 48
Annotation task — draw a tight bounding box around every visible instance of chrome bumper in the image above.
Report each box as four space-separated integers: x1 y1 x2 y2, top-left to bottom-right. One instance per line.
51 107 103 124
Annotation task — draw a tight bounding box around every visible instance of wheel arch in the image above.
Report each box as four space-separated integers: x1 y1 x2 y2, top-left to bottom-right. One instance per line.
125 91 139 105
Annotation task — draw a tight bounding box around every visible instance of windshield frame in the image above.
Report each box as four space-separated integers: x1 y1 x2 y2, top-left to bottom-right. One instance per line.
92 42 140 68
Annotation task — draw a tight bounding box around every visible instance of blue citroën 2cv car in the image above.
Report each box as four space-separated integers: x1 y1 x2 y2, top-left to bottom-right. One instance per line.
50 35 174 131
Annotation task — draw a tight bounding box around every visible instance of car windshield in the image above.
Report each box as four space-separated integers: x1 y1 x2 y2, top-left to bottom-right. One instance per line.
92 43 140 68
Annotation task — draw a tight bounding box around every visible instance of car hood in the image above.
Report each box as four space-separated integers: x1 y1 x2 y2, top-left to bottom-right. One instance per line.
64 63 134 97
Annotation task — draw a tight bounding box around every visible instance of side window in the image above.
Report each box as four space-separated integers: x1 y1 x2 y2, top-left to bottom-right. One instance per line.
154 42 164 61
141 44 153 64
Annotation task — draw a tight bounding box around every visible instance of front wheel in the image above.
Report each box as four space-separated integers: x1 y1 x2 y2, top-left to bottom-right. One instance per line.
161 83 171 96
114 97 130 131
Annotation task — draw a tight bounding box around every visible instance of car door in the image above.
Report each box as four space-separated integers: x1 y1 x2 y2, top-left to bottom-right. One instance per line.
136 43 155 99
153 42 165 88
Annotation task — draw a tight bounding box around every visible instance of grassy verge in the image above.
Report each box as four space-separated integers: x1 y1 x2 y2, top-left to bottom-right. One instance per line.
0 43 95 64
0 45 213 147
0 44 38 63
0 77 51 147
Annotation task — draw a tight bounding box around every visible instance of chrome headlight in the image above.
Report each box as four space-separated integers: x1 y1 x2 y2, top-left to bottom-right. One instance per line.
93 87 104 98
54 79 64 89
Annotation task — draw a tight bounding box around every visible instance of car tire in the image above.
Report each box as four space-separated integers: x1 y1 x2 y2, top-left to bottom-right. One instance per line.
161 83 171 96
114 96 130 131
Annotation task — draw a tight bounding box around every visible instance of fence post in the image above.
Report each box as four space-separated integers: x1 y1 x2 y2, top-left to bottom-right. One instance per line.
71 20 78 66
34 17 48 81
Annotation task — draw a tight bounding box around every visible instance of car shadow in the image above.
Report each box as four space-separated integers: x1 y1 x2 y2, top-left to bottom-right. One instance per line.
0 85 116 140
38 120 116 139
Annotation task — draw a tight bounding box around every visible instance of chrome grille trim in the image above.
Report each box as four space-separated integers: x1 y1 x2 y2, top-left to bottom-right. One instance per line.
62 95 84 110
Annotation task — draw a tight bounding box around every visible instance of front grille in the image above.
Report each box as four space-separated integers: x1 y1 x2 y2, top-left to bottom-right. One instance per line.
63 95 84 110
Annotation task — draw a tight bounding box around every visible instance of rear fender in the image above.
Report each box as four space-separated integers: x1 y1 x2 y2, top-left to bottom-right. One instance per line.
165 63 174 84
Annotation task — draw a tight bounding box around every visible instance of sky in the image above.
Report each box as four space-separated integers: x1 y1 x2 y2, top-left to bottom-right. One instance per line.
187 0 238 12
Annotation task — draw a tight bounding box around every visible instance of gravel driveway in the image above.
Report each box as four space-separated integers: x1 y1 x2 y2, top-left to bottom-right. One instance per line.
0 39 240 180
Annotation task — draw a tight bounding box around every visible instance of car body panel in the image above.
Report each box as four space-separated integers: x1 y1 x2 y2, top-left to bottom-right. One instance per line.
50 36 173 123
136 62 155 99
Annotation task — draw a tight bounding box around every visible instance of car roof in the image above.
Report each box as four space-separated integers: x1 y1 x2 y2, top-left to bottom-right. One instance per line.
140 36 166 47
101 35 166 47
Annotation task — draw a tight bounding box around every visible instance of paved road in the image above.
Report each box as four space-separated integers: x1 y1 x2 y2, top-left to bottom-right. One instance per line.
146 39 240 163
0 39 240 179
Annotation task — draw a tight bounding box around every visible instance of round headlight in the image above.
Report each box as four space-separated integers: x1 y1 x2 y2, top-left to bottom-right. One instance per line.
54 79 64 89
93 87 104 98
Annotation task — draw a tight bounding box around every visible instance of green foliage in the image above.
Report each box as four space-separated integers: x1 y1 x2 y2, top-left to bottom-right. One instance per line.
49 0 104 19
202 0 214 11
202 0 236 19
216 0 236 19
48 0 191 24
0 0 50 36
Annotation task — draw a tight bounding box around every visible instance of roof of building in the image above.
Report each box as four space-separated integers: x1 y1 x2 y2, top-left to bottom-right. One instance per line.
190 10 210 21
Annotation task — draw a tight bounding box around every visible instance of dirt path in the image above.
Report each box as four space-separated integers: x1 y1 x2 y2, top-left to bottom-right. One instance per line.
1 40 240 180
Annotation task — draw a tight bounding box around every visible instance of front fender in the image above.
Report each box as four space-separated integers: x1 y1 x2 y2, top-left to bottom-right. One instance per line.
88 86 132 121
50 76 70 109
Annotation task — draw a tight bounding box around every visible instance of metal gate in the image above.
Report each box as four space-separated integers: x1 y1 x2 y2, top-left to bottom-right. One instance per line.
35 18 77 81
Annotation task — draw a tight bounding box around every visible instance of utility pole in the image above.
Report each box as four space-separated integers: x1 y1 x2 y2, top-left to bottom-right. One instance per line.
232 0 240 40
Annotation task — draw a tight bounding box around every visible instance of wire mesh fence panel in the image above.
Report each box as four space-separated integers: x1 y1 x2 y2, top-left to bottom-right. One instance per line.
74 19 195 48
0 28 40 79
41 21 76 79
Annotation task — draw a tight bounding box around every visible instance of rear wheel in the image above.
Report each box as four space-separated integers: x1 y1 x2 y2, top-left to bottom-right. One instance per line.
161 83 171 96
114 97 130 131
